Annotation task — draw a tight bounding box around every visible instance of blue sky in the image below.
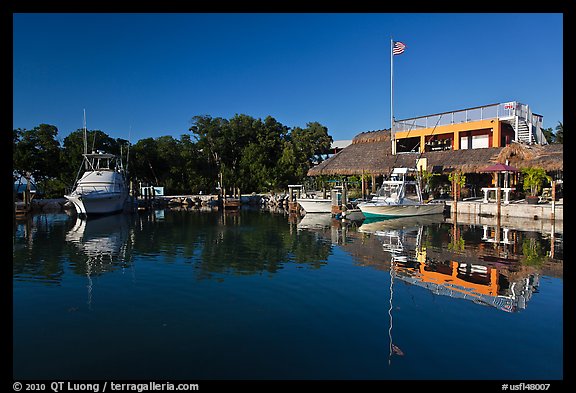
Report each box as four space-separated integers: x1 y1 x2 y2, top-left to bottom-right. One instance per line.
13 13 563 143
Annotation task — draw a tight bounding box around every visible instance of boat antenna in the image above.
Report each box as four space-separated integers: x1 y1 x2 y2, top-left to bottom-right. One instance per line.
126 124 131 174
83 109 87 154
91 126 97 153
83 109 89 169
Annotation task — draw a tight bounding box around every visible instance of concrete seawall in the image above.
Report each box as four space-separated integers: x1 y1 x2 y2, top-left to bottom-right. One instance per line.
450 199 563 221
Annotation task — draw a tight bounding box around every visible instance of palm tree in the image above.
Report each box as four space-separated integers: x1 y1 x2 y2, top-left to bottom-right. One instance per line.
555 121 563 143
541 127 555 143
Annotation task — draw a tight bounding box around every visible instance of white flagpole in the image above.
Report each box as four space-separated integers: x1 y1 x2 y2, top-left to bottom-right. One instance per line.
390 38 395 154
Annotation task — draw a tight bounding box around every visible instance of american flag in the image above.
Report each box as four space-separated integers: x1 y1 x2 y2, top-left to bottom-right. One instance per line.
392 41 406 55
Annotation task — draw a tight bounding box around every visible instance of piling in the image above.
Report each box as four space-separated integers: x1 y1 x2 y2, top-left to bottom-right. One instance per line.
551 180 556 221
496 186 501 220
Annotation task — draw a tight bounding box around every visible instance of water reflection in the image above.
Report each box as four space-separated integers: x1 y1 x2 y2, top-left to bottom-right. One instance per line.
66 214 132 265
347 215 554 312
65 215 134 308
12 209 563 379
131 209 333 277
357 214 446 235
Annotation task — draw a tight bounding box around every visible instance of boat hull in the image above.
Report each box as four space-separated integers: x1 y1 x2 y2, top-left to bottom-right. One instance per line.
296 198 332 213
341 208 365 221
65 163 129 218
65 192 128 217
358 202 445 218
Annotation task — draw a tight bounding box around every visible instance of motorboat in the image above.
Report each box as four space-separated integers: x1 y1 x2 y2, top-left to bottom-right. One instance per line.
358 167 445 218
295 195 332 213
65 150 129 217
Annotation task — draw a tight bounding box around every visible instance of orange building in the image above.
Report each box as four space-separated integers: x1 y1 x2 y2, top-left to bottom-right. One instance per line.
392 101 546 154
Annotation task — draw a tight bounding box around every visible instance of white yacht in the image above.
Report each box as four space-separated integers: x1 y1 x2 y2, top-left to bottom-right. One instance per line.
65 151 129 217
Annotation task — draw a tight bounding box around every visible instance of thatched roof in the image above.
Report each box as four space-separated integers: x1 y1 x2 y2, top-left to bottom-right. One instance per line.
308 129 563 176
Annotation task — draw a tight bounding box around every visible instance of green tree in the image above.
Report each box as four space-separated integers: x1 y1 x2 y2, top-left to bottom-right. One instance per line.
189 115 230 192
238 116 289 191
286 122 332 187
13 124 62 196
291 122 333 166
131 137 161 186
179 134 215 194
224 114 259 191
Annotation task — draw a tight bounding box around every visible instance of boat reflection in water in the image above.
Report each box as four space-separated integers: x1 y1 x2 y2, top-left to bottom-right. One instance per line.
296 213 333 230
359 215 539 313
65 214 133 308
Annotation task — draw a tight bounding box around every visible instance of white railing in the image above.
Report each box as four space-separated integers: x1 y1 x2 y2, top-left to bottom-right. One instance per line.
393 101 528 133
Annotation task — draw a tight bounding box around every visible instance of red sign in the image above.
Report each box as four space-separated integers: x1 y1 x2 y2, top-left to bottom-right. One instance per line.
504 102 515 110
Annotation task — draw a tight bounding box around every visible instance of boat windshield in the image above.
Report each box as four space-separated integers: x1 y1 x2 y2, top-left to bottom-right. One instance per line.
376 182 403 199
83 153 121 172
376 181 420 202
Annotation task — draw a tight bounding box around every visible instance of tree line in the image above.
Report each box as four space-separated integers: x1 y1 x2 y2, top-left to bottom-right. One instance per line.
13 114 333 198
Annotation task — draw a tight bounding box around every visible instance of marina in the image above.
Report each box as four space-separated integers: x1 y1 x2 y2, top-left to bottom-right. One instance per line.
12 13 563 384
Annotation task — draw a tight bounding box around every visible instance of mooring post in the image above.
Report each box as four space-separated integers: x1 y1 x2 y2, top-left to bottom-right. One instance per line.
452 177 457 219
361 169 365 200
551 180 555 221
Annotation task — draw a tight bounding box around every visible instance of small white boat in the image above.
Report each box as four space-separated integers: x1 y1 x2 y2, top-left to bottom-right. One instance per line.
65 151 129 217
296 185 362 216
295 196 332 213
358 167 445 218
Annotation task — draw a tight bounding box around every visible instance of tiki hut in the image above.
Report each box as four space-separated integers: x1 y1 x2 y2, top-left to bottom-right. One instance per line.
308 129 563 177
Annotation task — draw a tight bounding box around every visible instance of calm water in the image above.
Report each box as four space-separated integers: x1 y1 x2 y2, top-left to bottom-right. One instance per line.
12 208 563 380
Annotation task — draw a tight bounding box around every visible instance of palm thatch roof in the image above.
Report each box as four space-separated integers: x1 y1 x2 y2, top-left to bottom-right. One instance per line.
308 129 563 176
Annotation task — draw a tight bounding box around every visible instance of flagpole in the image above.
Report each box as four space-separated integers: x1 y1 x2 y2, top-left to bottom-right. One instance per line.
390 38 395 155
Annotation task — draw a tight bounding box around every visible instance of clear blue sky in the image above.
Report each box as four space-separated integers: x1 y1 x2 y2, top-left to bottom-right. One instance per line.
13 13 563 143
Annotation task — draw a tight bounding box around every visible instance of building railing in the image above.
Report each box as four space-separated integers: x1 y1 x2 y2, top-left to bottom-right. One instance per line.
393 101 539 134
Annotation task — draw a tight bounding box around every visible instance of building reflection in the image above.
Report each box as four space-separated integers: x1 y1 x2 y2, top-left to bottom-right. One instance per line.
349 215 542 312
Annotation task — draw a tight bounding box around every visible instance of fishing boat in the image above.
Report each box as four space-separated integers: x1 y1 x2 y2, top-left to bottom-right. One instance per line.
358 167 445 218
65 150 129 217
64 111 129 218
